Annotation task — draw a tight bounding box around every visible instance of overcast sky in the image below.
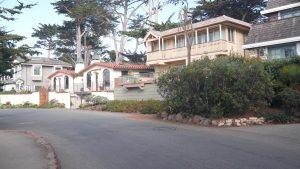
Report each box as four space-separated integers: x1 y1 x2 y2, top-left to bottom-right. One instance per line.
2 0 196 58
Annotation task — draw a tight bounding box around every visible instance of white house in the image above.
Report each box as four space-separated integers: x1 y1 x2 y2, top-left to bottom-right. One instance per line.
48 61 154 95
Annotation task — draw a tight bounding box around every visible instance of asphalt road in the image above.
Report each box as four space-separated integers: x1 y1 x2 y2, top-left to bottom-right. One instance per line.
0 109 300 169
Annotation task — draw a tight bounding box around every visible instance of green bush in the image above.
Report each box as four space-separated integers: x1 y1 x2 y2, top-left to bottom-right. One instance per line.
263 57 300 112
104 100 163 114
157 56 274 118
0 101 38 109
85 95 108 105
276 88 300 115
279 64 300 86
264 113 294 124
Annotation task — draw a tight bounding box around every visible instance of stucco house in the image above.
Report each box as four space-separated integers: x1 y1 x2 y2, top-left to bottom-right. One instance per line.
0 57 72 92
144 15 251 74
48 61 154 94
244 0 300 59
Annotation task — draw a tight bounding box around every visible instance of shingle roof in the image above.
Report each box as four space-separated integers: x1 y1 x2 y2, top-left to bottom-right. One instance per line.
77 62 153 75
48 70 76 79
20 57 72 67
245 16 300 45
266 0 299 10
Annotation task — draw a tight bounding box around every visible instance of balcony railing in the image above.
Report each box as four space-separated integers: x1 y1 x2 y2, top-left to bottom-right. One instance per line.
147 40 231 62
120 73 155 85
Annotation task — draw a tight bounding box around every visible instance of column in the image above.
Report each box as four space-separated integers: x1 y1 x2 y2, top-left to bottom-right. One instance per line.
162 38 165 50
206 27 210 42
158 37 161 51
174 35 177 48
195 30 198 44
219 24 222 40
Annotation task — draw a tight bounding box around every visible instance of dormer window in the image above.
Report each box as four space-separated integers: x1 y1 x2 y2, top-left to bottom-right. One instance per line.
33 65 42 76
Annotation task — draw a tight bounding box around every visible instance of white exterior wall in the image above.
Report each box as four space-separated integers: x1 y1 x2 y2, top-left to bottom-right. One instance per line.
0 92 39 105
91 92 114 100
3 84 17 92
50 74 75 93
49 92 71 109
83 67 115 91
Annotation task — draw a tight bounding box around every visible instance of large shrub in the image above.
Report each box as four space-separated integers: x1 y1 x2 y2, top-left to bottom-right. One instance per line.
104 100 163 114
263 57 300 110
85 95 108 105
276 88 300 115
157 57 273 118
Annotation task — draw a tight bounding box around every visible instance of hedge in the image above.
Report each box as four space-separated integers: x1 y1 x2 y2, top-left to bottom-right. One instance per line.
157 56 274 118
104 100 163 114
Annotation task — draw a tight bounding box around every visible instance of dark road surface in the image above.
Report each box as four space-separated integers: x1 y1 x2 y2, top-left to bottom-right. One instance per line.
0 109 299 169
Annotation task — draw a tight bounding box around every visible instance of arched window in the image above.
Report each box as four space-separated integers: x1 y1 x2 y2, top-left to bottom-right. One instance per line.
103 69 110 88
53 77 56 91
65 76 69 89
87 72 92 89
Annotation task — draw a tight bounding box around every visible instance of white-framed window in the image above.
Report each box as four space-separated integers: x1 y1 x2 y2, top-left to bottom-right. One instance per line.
228 28 235 42
280 7 300 19
197 31 207 44
32 65 42 76
151 41 159 52
177 35 185 48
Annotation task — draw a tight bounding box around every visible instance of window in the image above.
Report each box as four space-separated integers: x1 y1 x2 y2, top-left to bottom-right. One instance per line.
53 78 56 90
163 40 167 50
151 41 159 52
228 28 235 42
197 31 207 44
33 65 42 76
257 48 265 57
121 71 128 76
65 76 69 89
55 66 62 71
87 72 92 89
280 7 300 19
177 35 185 48
103 69 110 88
209 28 220 42
34 86 41 92
268 43 297 59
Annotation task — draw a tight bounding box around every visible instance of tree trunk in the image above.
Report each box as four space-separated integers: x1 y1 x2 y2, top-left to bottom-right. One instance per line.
112 30 119 63
133 38 139 54
76 23 83 63
187 47 191 65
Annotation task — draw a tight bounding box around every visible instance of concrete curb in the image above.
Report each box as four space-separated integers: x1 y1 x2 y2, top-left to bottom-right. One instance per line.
2 130 59 169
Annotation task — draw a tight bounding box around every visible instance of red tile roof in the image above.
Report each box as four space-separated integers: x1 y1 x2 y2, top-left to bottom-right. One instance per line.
77 62 153 75
48 70 76 79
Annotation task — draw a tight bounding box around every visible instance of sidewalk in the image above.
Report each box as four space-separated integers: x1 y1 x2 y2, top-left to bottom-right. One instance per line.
0 130 58 169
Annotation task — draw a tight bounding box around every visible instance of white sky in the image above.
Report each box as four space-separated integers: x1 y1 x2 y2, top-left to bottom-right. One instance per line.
2 0 196 58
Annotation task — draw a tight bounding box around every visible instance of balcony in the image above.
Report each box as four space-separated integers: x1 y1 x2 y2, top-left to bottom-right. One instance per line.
147 40 233 64
119 73 155 89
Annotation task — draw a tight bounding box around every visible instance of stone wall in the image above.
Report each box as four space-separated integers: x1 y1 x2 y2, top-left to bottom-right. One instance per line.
157 112 266 127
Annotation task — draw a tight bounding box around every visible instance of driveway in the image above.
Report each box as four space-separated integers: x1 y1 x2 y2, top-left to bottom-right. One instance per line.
0 109 299 169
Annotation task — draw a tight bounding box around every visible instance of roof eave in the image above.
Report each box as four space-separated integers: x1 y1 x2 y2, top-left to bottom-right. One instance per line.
261 2 300 15
243 36 300 49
